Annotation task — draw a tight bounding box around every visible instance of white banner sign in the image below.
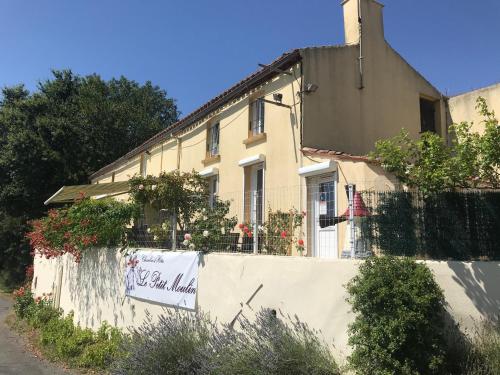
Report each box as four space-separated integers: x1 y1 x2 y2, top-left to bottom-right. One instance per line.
125 250 199 309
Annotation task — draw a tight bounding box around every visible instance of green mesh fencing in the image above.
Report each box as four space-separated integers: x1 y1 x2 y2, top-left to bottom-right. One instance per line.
359 190 500 260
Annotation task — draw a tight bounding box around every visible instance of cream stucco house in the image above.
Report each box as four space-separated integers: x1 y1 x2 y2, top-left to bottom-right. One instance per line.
48 0 481 258
448 82 500 135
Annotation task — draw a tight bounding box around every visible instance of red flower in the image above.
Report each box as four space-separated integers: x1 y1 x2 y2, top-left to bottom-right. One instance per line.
238 223 245 230
298 239 304 246
280 231 287 239
14 286 25 297
247 232 253 238
243 226 249 233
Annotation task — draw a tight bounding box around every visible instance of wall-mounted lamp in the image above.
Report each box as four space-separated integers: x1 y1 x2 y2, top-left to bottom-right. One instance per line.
304 83 319 93
145 150 151 155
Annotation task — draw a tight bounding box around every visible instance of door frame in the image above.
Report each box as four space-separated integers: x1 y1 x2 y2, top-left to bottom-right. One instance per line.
308 173 338 258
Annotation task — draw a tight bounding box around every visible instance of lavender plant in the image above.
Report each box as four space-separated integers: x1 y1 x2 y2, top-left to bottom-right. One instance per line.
111 310 212 375
197 309 339 375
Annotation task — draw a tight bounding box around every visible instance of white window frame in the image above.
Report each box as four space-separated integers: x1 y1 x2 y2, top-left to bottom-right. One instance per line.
207 122 220 157
250 98 265 136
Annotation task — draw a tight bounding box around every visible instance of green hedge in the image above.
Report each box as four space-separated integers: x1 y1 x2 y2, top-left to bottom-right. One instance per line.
360 190 500 260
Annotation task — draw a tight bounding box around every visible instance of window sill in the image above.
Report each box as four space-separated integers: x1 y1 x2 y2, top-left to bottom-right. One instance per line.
202 154 220 166
243 132 267 146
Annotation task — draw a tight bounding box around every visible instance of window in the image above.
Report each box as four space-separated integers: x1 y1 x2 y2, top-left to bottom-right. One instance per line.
249 98 265 136
207 122 220 157
420 98 436 133
244 163 264 225
208 175 219 208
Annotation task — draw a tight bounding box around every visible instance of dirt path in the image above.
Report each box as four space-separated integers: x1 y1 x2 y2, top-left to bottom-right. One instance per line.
0 294 71 375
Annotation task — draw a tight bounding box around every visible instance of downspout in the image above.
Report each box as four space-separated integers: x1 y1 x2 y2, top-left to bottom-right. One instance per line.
176 136 181 170
160 142 164 172
357 0 364 90
298 61 305 254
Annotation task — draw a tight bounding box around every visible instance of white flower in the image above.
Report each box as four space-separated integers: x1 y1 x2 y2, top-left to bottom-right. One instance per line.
161 222 168 230
188 243 196 250
153 235 159 241
220 227 226 235
147 228 151 233
258 225 264 231
203 230 209 237
138 184 144 190
182 239 189 246
151 184 157 190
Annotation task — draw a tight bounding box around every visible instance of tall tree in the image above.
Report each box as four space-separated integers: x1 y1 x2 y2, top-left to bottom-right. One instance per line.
0 70 179 288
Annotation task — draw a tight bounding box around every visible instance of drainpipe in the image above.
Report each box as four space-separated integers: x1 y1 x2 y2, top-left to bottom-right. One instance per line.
176 137 181 170
357 0 364 90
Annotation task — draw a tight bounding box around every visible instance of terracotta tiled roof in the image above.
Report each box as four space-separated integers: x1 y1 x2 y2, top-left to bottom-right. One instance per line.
89 49 302 180
301 147 377 164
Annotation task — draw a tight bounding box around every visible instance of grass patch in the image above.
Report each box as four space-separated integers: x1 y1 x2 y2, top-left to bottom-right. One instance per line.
462 320 500 375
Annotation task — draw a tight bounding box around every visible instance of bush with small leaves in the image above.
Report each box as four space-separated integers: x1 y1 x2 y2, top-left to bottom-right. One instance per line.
346 256 447 375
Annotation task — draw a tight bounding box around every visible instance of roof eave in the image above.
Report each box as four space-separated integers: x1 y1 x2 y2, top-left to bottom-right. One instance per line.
89 49 302 180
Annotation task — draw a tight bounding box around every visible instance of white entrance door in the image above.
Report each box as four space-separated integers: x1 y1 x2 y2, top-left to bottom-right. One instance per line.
310 175 337 258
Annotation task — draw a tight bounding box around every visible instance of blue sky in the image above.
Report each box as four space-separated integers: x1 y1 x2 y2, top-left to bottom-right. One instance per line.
0 0 499 116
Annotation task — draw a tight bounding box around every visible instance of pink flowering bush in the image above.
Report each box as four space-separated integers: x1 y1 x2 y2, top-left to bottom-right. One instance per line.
26 197 138 262
262 208 305 255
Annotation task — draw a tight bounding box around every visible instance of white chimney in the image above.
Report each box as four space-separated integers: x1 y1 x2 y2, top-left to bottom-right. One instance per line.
342 0 385 46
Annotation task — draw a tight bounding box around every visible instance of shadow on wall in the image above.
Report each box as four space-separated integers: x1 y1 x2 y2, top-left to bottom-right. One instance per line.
67 248 133 329
447 261 500 321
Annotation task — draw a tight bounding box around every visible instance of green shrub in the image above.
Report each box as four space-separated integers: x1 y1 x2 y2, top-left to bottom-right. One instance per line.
78 322 126 369
13 290 125 371
26 300 61 328
199 309 339 375
40 312 91 361
12 286 34 319
346 256 447 375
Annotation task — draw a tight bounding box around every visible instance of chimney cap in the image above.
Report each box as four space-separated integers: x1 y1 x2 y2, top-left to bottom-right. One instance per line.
341 0 384 8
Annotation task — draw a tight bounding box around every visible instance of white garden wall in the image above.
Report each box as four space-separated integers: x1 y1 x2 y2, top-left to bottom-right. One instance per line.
32 249 500 361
